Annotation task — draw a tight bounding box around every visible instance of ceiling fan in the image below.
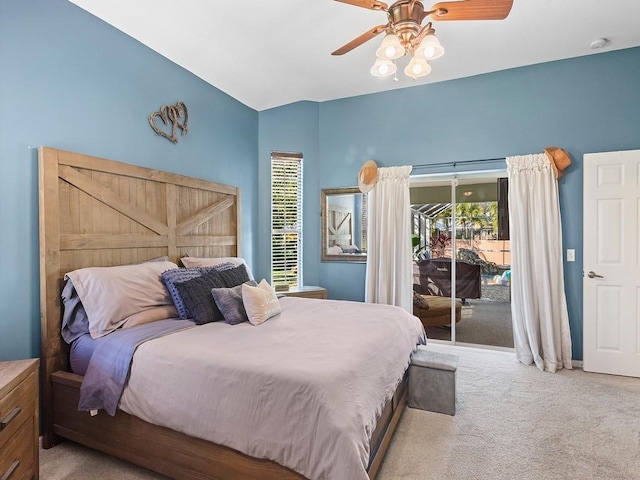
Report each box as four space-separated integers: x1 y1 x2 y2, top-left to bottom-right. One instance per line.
332 0 513 79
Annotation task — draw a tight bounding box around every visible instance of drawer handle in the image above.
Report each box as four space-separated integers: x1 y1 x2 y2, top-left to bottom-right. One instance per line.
0 460 19 480
0 407 21 430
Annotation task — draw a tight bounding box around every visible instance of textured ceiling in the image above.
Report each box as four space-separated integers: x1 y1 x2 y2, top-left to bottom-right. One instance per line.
69 0 640 111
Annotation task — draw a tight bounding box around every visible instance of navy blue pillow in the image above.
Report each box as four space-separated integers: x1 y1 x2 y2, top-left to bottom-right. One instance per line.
217 264 250 288
161 267 213 319
175 270 226 324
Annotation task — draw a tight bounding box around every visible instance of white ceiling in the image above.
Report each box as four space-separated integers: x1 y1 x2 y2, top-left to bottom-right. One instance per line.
69 0 640 112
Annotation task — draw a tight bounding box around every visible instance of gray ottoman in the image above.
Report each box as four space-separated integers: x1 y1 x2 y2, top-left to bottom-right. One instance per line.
408 347 458 415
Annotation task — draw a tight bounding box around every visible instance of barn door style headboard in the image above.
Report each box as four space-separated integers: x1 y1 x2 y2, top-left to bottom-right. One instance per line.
327 205 354 247
38 146 241 444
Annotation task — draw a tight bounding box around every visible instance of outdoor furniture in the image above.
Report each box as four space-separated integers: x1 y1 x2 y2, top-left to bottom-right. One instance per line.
413 294 461 328
414 258 481 299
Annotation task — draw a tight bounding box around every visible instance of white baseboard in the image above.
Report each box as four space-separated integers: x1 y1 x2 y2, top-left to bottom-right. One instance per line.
428 341 585 370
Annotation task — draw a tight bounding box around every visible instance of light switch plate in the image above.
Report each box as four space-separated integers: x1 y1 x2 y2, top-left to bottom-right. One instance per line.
567 249 575 262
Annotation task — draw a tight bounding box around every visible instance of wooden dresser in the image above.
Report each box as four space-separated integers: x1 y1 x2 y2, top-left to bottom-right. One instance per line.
279 286 327 299
0 359 39 480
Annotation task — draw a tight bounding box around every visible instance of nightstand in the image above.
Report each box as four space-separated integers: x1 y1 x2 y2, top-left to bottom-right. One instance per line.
279 286 327 299
0 359 39 480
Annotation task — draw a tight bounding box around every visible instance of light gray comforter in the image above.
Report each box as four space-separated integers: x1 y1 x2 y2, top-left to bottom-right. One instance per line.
119 297 425 480
78 319 195 415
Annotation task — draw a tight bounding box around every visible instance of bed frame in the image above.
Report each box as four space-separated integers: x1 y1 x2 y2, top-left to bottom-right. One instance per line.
39 147 407 479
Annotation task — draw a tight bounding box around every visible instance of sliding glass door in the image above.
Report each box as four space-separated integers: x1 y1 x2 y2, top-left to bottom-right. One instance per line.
410 170 512 349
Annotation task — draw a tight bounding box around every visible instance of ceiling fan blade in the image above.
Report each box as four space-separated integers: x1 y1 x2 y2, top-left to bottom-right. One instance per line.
334 0 388 12
332 24 388 56
428 0 513 21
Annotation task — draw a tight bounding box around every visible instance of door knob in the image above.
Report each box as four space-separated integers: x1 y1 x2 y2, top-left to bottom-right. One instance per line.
587 271 604 279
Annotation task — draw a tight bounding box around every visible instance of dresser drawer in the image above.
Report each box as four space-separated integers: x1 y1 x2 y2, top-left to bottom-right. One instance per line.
0 408 35 480
0 371 37 449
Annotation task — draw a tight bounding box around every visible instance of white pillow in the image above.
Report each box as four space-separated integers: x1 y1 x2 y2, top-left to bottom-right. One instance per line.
327 245 343 255
242 280 281 326
65 260 179 338
180 256 255 281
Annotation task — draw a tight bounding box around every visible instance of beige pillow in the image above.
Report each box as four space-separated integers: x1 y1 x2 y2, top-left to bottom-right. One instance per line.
242 279 281 326
65 260 179 338
180 256 254 280
121 305 179 329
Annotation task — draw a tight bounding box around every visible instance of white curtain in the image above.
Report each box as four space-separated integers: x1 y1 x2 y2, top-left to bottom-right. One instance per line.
507 154 572 372
365 165 413 312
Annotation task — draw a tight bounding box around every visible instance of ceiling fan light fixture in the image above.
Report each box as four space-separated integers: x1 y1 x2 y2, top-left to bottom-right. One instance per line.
375 33 404 60
331 0 513 82
404 55 431 79
417 34 444 60
370 58 397 77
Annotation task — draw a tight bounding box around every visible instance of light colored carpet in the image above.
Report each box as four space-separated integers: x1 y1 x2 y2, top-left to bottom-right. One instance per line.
40 345 640 480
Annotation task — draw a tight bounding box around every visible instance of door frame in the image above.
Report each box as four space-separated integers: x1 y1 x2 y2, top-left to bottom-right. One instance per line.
583 149 640 377
410 169 512 350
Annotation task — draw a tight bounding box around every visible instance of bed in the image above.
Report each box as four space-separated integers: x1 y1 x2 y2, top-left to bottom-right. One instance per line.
39 147 424 480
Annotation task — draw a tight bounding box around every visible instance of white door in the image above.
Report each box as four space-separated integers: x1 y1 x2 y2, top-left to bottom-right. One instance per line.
583 149 640 377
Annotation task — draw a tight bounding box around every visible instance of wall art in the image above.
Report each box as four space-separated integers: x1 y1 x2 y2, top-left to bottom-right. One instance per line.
148 101 189 143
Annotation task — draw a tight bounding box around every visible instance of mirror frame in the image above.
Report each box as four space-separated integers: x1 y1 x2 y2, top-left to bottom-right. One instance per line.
321 187 367 263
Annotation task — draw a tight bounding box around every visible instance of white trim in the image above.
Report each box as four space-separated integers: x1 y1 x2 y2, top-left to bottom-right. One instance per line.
410 168 506 186
270 154 304 288
429 338 515 353
430 339 584 369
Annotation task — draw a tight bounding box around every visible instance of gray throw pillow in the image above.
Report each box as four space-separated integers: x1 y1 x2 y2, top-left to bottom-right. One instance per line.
211 281 257 325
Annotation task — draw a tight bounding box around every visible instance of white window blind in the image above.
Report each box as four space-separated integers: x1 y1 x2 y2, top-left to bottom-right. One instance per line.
271 152 303 288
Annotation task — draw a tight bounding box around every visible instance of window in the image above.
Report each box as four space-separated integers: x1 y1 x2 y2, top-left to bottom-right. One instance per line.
271 152 303 289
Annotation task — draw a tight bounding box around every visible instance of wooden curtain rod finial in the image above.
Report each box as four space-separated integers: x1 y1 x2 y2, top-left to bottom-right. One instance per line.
149 101 189 144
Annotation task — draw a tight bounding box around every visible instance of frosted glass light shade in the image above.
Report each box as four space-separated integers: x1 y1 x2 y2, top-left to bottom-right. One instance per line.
417 34 444 60
370 58 397 77
375 34 404 60
404 55 431 79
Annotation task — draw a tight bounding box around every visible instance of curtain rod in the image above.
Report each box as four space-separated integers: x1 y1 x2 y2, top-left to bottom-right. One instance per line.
412 157 506 169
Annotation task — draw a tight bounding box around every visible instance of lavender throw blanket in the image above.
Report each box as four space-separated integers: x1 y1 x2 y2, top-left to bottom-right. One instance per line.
79 319 195 415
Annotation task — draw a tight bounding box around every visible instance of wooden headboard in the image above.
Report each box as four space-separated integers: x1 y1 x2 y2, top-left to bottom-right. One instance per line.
38 146 241 442
327 205 354 247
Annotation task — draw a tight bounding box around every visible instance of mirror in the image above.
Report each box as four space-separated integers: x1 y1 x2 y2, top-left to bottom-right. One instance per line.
321 187 367 262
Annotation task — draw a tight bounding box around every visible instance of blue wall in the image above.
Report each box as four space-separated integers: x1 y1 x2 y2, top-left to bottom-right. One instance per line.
0 0 258 361
259 47 640 360
2 0 639 363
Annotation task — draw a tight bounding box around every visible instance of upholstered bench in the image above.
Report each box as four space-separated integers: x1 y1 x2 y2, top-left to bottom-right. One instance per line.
408 347 458 416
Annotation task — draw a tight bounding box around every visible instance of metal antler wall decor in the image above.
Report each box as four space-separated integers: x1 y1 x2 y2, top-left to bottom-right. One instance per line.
148 101 189 143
